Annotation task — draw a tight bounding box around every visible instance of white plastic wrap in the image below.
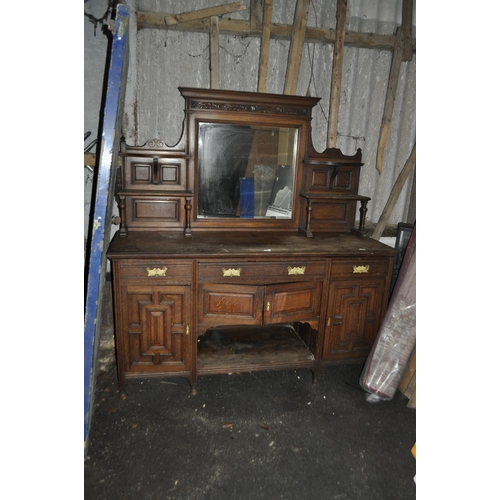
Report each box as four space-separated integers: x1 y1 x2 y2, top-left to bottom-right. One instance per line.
360 226 416 400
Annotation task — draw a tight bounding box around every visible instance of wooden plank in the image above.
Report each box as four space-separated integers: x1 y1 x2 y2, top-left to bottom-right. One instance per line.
372 143 416 240
257 0 273 93
209 16 220 89
398 347 416 395
136 13 415 52
84 153 96 167
250 0 264 30
138 3 248 28
375 26 405 174
284 0 310 95
401 0 414 61
84 4 129 454
327 0 347 148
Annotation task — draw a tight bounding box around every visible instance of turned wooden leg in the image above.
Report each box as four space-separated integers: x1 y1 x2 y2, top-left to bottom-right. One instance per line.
184 197 192 237
305 200 313 237
118 195 127 236
358 199 369 236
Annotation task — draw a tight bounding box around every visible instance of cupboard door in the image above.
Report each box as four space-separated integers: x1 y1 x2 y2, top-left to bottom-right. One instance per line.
322 279 386 361
264 281 322 324
119 285 191 374
198 284 264 328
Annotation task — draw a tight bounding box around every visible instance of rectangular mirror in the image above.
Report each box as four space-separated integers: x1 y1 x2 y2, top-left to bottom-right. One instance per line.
197 123 298 219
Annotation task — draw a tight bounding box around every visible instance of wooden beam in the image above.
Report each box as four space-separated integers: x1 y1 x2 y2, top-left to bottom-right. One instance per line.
284 0 310 95
136 13 415 53
375 26 405 174
138 3 248 28
257 0 273 93
327 0 347 148
209 16 220 89
401 0 414 61
250 0 264 30
372 143 416 240
84 153 96 167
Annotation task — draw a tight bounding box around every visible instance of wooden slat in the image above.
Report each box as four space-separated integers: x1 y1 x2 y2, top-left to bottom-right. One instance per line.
84 153 96 167
139 3 248 28
399 347 416 409
136 13 415 53
372 143 416 240
210 16 220 89
257 0 273 93
250 0 264 30
327 0 347 148
284 0 310 95
375 26 405 174
401 0 414 61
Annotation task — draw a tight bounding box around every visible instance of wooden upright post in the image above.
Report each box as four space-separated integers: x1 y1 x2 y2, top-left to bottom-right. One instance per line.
327 0 347 148
257 0 273 93
284 0 310 95
210 16 220 89
372 144 416 240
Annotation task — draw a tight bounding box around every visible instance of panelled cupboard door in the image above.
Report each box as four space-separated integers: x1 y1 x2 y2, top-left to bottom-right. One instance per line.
322 279 386 361
265 281 322 323
198 282 322 329
119 284 192 374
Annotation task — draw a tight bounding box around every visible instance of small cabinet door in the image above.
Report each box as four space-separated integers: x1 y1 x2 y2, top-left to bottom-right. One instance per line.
198 282 321 330
264 281 322 324
322 278 386 361
118 284 192 375
198 283 264 329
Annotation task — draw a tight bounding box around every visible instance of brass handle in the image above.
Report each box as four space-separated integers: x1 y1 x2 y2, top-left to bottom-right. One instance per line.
147 267 167 277
222 268 241 277
185 326 190 336
327 318 331 327
266 301 271 312
287 266 306 275
352 265 370 274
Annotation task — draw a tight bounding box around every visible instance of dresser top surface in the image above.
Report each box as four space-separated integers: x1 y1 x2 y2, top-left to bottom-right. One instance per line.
107 231 398 260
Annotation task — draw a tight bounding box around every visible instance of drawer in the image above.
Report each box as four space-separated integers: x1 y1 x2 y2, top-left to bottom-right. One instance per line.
197 260 327 282
116 261 193 281
330 258 390 278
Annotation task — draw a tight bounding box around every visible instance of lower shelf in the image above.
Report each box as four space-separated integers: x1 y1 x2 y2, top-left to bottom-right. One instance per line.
196 324 316 375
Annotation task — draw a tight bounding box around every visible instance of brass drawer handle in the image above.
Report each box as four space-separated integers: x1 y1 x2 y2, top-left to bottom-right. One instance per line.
287 266 306 275
352 265 370 274
222 268 241 277
146 267 168 277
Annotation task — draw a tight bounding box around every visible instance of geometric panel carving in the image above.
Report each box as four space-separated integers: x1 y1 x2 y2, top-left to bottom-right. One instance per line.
123 285 190 371
323 280 385 359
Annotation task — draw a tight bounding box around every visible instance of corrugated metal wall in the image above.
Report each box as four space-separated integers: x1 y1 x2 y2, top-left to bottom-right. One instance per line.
121 0 416 226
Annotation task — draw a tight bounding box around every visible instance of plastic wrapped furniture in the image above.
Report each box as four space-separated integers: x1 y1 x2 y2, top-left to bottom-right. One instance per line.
360 225 416 400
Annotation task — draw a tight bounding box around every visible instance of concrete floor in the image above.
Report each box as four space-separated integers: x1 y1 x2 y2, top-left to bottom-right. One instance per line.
84 280 416 500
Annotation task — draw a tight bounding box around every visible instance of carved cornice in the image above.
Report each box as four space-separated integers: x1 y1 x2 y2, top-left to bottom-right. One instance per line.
191 100 307 116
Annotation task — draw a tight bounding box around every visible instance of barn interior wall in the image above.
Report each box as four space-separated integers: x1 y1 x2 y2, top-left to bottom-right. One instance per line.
85 0 416 240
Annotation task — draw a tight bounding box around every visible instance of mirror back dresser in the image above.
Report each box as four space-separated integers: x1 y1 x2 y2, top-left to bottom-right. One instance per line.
107 88 398 394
